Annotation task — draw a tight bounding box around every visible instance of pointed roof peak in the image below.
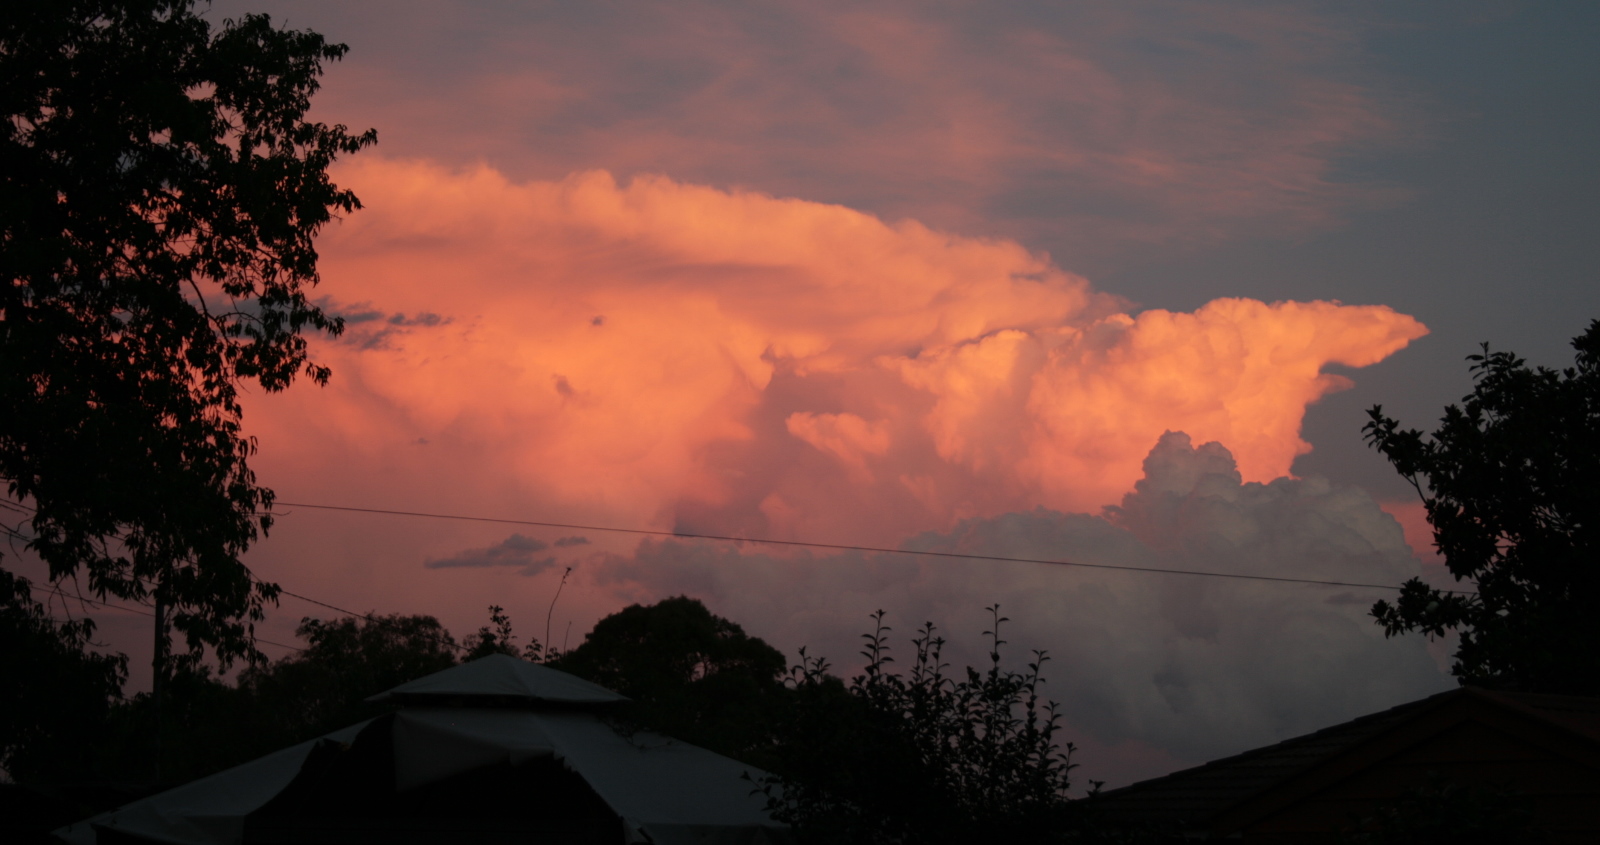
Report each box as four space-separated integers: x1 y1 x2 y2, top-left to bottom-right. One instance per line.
367 654 627 706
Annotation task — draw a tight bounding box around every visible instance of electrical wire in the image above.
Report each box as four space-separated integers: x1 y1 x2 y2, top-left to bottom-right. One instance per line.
4 491 1479 614
33 583 304 653
276 500 1458 594
3 495 464 655
273 586 470 654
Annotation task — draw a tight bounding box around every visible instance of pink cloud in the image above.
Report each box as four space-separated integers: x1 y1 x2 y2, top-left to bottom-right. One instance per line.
1380 498 1447 566
247 158 1423 548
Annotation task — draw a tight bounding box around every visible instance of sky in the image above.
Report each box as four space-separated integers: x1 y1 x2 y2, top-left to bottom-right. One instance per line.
28 0 1600 788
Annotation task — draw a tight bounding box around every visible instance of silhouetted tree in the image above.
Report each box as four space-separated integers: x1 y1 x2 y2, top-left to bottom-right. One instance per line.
0 570 125 782
755 608 1087 845
239 613 459 743
462 604 544 661
1364 319 1600 694
12 612 459 791
1 0 375 667
554 595 788 762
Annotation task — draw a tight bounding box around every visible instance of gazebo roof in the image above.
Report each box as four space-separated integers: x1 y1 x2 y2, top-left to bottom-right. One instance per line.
55 657 783 845
366 652 629 706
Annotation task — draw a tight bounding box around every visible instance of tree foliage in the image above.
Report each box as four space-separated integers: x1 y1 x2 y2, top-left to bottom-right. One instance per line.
553 595 788 762
9 611 458 788
237 613 459 743
462 604 545 662
0 0 374 664
755 608 1084 845
1364 320 1600 694
0 569 125 782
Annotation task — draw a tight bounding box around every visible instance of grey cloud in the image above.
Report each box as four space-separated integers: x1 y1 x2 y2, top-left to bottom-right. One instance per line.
269 2 1408 268
319 298 385 324
590 432 1449 788
425 533 552 571
554 536 590 547
317 299 454 350
517 557 558 577
388 311 445 327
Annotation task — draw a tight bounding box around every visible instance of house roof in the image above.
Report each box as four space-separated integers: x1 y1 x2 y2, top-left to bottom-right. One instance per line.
1091 686 1600 832
365 652 629 706
1091 691 1431 828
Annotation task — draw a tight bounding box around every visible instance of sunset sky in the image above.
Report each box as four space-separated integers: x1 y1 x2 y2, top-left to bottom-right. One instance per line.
32 1 1600 788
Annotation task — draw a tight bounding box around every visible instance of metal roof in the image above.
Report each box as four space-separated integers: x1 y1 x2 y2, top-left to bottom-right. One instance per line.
365 652 629 705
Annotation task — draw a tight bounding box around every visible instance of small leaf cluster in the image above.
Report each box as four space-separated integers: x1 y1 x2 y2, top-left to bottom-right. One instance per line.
462 604 546 662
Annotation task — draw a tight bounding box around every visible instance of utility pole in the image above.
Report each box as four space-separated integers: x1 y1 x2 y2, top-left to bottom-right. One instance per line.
152 592 166 787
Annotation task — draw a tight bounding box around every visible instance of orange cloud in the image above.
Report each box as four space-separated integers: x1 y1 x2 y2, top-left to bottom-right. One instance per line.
1380 499 1443 565
1019 298 1427 507
247 158 1423 551
785 413 893 482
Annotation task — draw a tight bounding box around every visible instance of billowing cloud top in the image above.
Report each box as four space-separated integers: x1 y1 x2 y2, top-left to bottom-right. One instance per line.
255 158 1425 547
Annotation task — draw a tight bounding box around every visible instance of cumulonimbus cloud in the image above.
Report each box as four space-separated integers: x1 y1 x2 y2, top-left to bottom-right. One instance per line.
234 157 1436 787
250 157 1425 544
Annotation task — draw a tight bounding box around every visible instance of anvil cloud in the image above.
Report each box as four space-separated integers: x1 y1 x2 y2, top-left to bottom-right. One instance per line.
232 160 1442 789
252 158 1425 546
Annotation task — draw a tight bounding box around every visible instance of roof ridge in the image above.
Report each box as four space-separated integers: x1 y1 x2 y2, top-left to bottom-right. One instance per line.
1096 688 1453 801
367 654 628 706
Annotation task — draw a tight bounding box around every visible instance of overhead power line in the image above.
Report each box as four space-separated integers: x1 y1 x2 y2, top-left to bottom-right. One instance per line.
33 583 304 653
273 586 471 655
4 497 465 654
277 500 1467 594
